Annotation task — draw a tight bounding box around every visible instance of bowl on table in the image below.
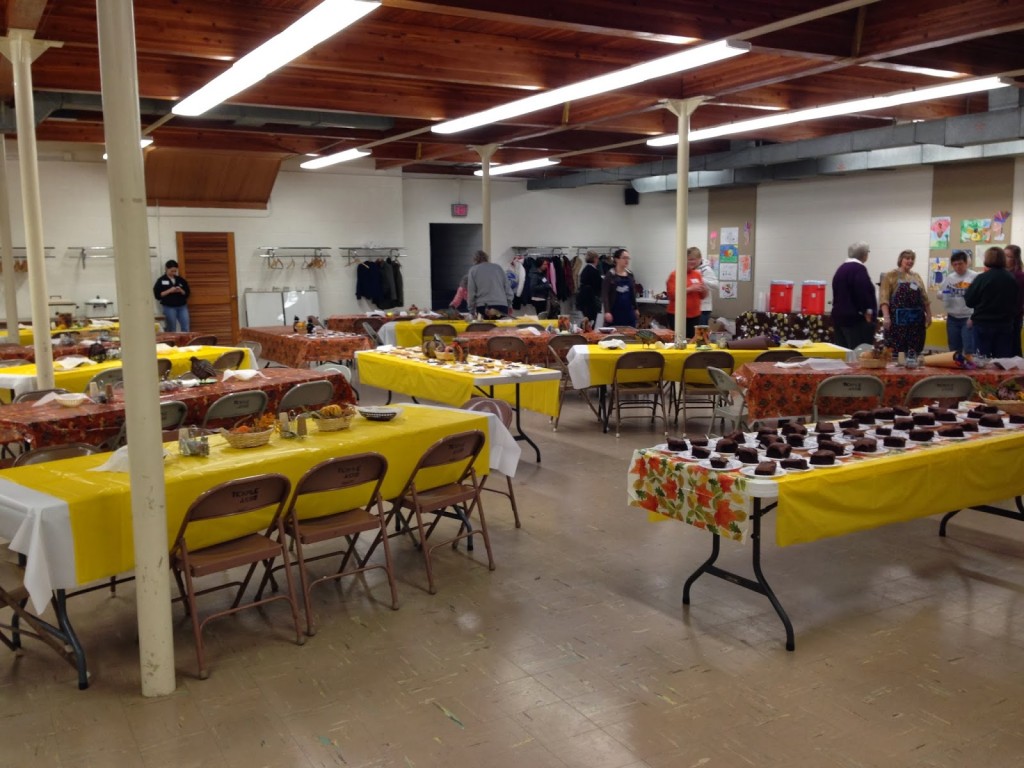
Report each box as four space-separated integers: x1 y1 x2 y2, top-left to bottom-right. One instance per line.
55 393 92 408
356 406 402 422
222 427 274 448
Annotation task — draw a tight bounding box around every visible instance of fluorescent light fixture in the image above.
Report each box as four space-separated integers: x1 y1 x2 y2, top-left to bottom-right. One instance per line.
173 0 380 117
864 61 965 79
648 76 1010 146
434 40 749 135
300 147 371 169
102 138 154 160
473 158 560 176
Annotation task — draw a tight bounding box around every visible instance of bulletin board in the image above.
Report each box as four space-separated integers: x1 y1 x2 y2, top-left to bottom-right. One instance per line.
706 185 758 317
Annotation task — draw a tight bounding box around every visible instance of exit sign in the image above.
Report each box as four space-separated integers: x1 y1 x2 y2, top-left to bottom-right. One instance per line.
451 203 468 217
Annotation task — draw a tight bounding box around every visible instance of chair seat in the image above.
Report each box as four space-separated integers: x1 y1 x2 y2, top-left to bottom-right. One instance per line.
286 508 380 545
398 484 477 514
174 535 282 578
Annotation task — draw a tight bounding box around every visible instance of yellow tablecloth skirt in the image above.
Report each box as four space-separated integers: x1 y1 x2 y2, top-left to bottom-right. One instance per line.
926 317 1024 351
394 318 557 347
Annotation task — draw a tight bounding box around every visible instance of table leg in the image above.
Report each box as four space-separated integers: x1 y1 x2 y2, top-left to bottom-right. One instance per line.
940 496 1024 537
484 384 541 463
52 589 90 689
682 499 795 651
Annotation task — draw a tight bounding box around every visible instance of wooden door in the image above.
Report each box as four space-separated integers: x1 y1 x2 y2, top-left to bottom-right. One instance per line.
176 232 238 344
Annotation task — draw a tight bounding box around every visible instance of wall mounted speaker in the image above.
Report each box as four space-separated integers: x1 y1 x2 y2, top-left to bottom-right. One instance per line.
624 187 640 205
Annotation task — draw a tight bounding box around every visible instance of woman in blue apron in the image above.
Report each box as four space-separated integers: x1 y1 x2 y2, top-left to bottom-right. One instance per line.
601 248 638 327
880 249 930 355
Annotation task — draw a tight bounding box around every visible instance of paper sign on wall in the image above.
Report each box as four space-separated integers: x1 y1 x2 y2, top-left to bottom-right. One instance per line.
719 244 739 263
961 218 990 243
719 281 738 299
929 216 950 249
991 211 1010 242
738 254 752 281
719 262 738 281
721 227 739 245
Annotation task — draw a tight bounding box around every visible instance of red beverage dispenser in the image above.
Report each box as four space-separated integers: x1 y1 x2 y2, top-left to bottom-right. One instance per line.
801 281 826 315
768 281 794 313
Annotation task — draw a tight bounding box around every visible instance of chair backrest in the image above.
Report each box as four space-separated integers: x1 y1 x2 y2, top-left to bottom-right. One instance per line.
84 368 124 393
0 358 30 368
754 350 805 363
812 374 885 420
238 340 262 360
462 396 514 428
213 349 246 371
13 387 69 403
157 358 173 379
362 316 386 332
904 375 975 405
517 323 545 331
486 335 528 361
547 333 586 372
614 350 665 379
361 322 384 346
160 400 188 430
189 334 218 346
683 350 734 381
172 473 291 553
465 322 497 333
278 379 335 412
201 390 269 428
707 366 742 395
290 453 387 511
421 323 457 342
401 430 486 494
13 443 100 467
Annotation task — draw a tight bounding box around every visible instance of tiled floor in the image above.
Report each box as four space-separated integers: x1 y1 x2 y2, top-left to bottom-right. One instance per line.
3 384 1024 767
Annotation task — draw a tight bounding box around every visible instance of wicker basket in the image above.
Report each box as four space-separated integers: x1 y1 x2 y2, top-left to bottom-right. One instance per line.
222 427 274 448
857 359 888 369
314 414 353 432
979 396 1024 417
434 350 456 362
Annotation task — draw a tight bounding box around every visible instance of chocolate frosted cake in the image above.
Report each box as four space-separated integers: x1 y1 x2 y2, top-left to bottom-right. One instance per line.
781 457 809 471
883 435 906 448
933 409 957 422
909 428 934 441
894 417 915 430
814 421 836 434
766 442 792 459
723 430 747 443
691 446 712 459
873 407 895 420
838 418 859 429
852 437 877 453
817 439 846 455
666 436 688 451
809 449 836 465
937 425 965 438
960 420 979 432
853 410 876 425
785 433 805 447
754 460 777 476
759 433 784 447
709 456 730 469
715 437 739 453
842 427 867 438
978 404 1000 414
780 422 807 436
979 413 1005 428
1010 413 1024 425
892 405 912 416
874 426 892 436
912 412 936 425
737 445 760 464
690 436 709 447
966 408 985 420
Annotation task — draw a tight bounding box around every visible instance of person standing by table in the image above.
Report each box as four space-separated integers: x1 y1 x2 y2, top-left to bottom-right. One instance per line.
831 242 877 349
449 275 469 312
575 250 603 327
695 248 718 326
966 246 1019 358
602 248 637 327
467 250 513 318
1004 244 1024 356
665 247 705 336
940 250 977 355
153 259 191 332
880 249 930 355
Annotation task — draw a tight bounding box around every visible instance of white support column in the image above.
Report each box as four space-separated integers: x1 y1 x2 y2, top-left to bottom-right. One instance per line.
0 137 17 343
472 144 498 255
96 0 176 697
666 98 704 345
0 31 61 380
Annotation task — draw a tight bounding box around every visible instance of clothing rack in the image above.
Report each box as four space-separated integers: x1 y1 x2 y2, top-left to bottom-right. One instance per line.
511 246 569 259
573 246 623 259
257 246 332 270
339 246 406 266
68 245 158 269
0 246 55 273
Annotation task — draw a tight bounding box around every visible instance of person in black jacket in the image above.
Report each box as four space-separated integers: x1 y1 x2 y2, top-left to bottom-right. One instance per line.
153 260 191 331
575 250 603 326
965 246 1019 357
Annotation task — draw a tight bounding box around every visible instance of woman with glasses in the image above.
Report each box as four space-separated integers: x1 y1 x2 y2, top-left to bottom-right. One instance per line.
879 249 930 356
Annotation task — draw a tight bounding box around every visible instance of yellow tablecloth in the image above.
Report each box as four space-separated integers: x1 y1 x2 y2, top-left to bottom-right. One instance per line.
13 322 162 346
3 406 490 586
926 317 1024 351
0 345 253 402
394 318 557 347
570 342 847 388
356 349 561 417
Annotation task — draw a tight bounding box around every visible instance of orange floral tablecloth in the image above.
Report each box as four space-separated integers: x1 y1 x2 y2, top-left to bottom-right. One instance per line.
735 362 1007 420
454 328 676 365
325 314 379 334
0 368 354 448
240 325 370 367
627 448 751 542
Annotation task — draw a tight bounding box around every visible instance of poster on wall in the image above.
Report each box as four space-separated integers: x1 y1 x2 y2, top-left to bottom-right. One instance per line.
709 230 718 251
719 262 738 281
929 216 951 249
930 255 946 286
721 226 739 245
719 244 739 263
990 211 1010 241
738 254 752 281
743 221 752 246
719 281 738 299
960 218 990 243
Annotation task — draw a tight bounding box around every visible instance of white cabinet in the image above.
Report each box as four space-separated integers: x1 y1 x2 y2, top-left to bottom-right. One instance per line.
244 290 320 327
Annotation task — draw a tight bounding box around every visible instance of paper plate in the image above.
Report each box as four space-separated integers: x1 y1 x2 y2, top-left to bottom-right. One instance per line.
739 465 787 478
697 458 742 471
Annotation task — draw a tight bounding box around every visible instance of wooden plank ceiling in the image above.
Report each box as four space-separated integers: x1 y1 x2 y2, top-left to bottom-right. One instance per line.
2 0 1022 186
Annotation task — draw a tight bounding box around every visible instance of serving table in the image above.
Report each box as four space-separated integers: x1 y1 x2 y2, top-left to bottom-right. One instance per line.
0 344 255 402
239 325 371 367
0 404 516 688
735 361 1008 421
735 311 835 343
355 348 559 461
452 328 676 366
0 368 354 449
627 423 1024 651
381 317 558 348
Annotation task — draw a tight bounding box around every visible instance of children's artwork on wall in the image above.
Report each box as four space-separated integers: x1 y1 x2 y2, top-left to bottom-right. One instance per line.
719 262 738 281
709 251 719 274
721 227 739 245
743 221 751 246
930 255 946 286
719 281 738 299
709 230 718 251
929 216 950 249
990 210 1010 242
719 244 739 263
960 218 990 243
738 254 752 281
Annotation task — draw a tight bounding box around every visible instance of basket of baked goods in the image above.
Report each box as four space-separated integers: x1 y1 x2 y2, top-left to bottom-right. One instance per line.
975 380 1024 416
222 414 276 448
312 403 356 432
857 344 891 369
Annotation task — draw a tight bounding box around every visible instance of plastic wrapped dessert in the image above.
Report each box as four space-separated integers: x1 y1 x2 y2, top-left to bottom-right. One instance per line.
838 418 859 429
810 449 836 465
908 428 934 441
818 439 846 455
814 421 835 434
960 420 979 432
852 437 878 452
715 438 739 454
892 406 913 417
737 445 760 464
912 412 936 426
666 435 688 451
873 407 896 420
883 435 906 448
754 460 778 476
723 430 747 443
759 433 784 448
781 457 809 471
894 417 915 430
842 427 867 438
766 442 792 459
979 413 1005 428
691 446 712 459
785 433 805 447
853 410 875 425
780 422 807 436
937 425 965 438
1010 413 1024 425
709 456 730 469
874 426 892 436
690 437 710 447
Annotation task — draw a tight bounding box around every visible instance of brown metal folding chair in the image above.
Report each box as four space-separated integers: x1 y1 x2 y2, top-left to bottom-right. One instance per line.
606 350 668 437
486 335 528 363
170 473 304 679
674 350 734 428
212 349 246 371
754 350 805 363
461 398 520 528
258 453 397 635
189 334 218 346
421 323 457 343
546 333 598 429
